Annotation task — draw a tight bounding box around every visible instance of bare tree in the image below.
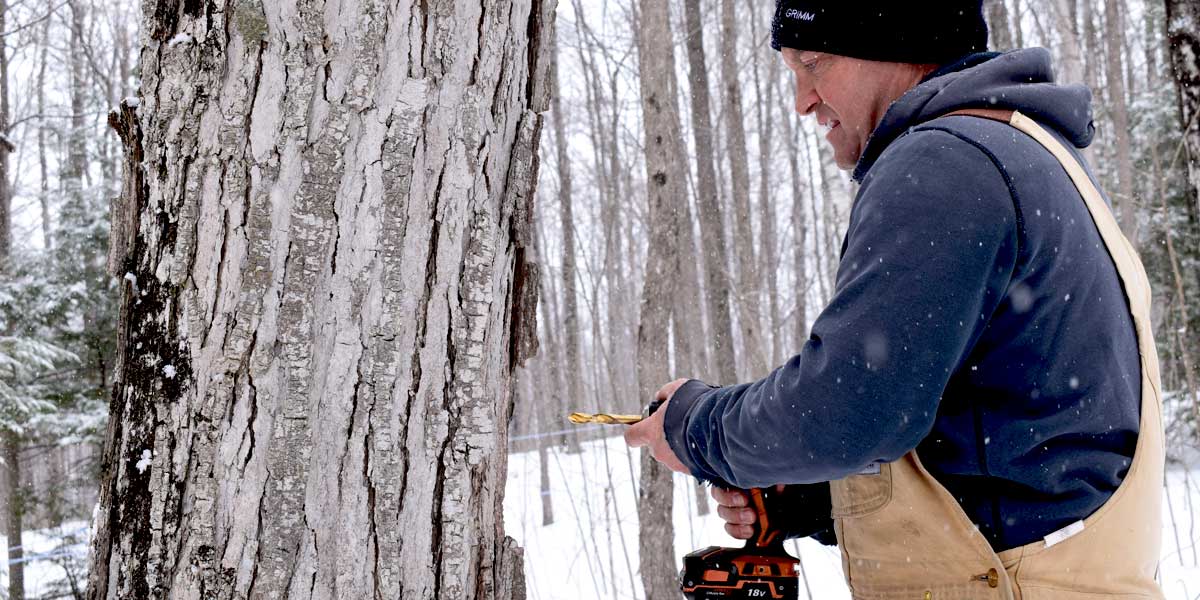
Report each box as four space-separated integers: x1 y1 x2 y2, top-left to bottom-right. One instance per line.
86 1 553 598
682 0 736 385
551 39 589 429
1011 0 1025 48
750 0 781 368
36 10 51 250
720 0 768 379
1166 0 1200 215
0 0 10 263
633 0 685 595
1104 0 1138 244
1051 0 1085 85
776 75 810 349
986 0 1015 50
1 2 26 599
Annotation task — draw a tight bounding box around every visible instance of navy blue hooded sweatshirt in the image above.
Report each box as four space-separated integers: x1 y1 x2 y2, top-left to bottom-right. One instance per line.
663 48 1141 552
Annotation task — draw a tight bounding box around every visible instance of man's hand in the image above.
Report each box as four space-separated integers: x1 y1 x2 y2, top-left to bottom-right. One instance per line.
624 378 690 474
712 484 786 539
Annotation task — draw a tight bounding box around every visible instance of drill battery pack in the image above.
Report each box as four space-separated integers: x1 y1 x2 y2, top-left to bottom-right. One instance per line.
679 544 800 599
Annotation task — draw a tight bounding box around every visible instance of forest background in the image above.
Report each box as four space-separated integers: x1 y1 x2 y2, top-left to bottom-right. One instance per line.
1 0 1199 598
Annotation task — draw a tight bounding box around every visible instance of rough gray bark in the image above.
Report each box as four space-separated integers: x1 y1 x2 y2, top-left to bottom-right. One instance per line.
719 0 768 380
1105 0 1138 244
1166 0 1200 215
86 1 552 598
634 0 683 596
682 0 736 385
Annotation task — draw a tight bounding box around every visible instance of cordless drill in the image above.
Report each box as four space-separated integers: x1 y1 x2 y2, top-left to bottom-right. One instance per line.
570 401 800 599
677 485 800 599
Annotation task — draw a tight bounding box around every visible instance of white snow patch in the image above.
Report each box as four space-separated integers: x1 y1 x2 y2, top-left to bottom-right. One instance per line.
122 96 139 108
163 364 176 379
168 32 193 47
135 449 152 474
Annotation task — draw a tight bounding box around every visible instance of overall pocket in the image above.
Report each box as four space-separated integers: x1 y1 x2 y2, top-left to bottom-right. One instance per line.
830 462 893 518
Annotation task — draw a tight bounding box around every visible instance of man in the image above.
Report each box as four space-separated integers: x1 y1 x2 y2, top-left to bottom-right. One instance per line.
625 2 1164 597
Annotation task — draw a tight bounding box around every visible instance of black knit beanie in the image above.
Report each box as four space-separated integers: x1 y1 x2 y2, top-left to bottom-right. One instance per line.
770 1 989 64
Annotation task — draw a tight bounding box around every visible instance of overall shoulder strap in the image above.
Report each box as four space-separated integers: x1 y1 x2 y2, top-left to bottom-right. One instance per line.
939 108 1016 123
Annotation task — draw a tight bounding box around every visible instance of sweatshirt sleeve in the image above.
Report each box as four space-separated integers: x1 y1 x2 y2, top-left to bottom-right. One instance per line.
663 129 1019 489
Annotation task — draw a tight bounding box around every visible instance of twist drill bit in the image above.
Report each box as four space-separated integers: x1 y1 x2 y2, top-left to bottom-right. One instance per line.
567 412 645 425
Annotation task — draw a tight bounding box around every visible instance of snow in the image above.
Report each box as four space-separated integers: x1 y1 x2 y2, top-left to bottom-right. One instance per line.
167 32 193 47
0 521 89 598
163 364 176 379
504 437 847 599
135 448 152 473
122 96 140 108
506 436 1200 599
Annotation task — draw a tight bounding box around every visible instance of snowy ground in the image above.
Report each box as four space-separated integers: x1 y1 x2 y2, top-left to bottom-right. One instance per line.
0 520 89 599
506 435 1200 600
3 438 1199 598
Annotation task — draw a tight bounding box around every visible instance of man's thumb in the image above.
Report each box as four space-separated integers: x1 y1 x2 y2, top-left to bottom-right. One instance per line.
624 422 647 448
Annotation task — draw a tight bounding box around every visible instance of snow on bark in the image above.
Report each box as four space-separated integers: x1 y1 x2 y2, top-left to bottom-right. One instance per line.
87 1 552 599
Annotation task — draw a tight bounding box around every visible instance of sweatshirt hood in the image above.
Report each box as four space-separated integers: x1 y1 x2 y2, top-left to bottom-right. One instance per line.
853 48 1095 182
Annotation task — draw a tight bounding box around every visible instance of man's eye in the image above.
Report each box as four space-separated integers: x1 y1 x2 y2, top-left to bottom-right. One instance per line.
801 60 819 73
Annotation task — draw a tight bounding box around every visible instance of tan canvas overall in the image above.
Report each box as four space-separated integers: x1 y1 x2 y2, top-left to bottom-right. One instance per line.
829 109 1165 600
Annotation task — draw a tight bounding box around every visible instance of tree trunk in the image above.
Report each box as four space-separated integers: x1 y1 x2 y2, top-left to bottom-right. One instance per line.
720 0 767 380
4 430 25 600
0 2 22 596
1051 0 1084 85
86 1 553 598
1104 0 1138 245
634 0 684 595
776 75 809 348
37 12 51 251
751 5 781 368
523 363 554 526
550 45 588 422
1011 0 1024 48
0 0 10 263
67 0 87 190
1166 0 1200 216
682 0 736 386
534 221 579 452
986 0 1014 50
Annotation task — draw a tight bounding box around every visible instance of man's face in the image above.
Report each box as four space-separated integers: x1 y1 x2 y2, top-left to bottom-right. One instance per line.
781 48 929 170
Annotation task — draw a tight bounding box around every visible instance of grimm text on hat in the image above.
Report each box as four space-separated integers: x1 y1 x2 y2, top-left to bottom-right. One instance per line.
784 9 816 21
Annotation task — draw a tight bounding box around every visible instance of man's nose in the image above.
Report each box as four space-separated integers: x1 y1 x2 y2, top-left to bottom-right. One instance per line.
793 84 819 116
